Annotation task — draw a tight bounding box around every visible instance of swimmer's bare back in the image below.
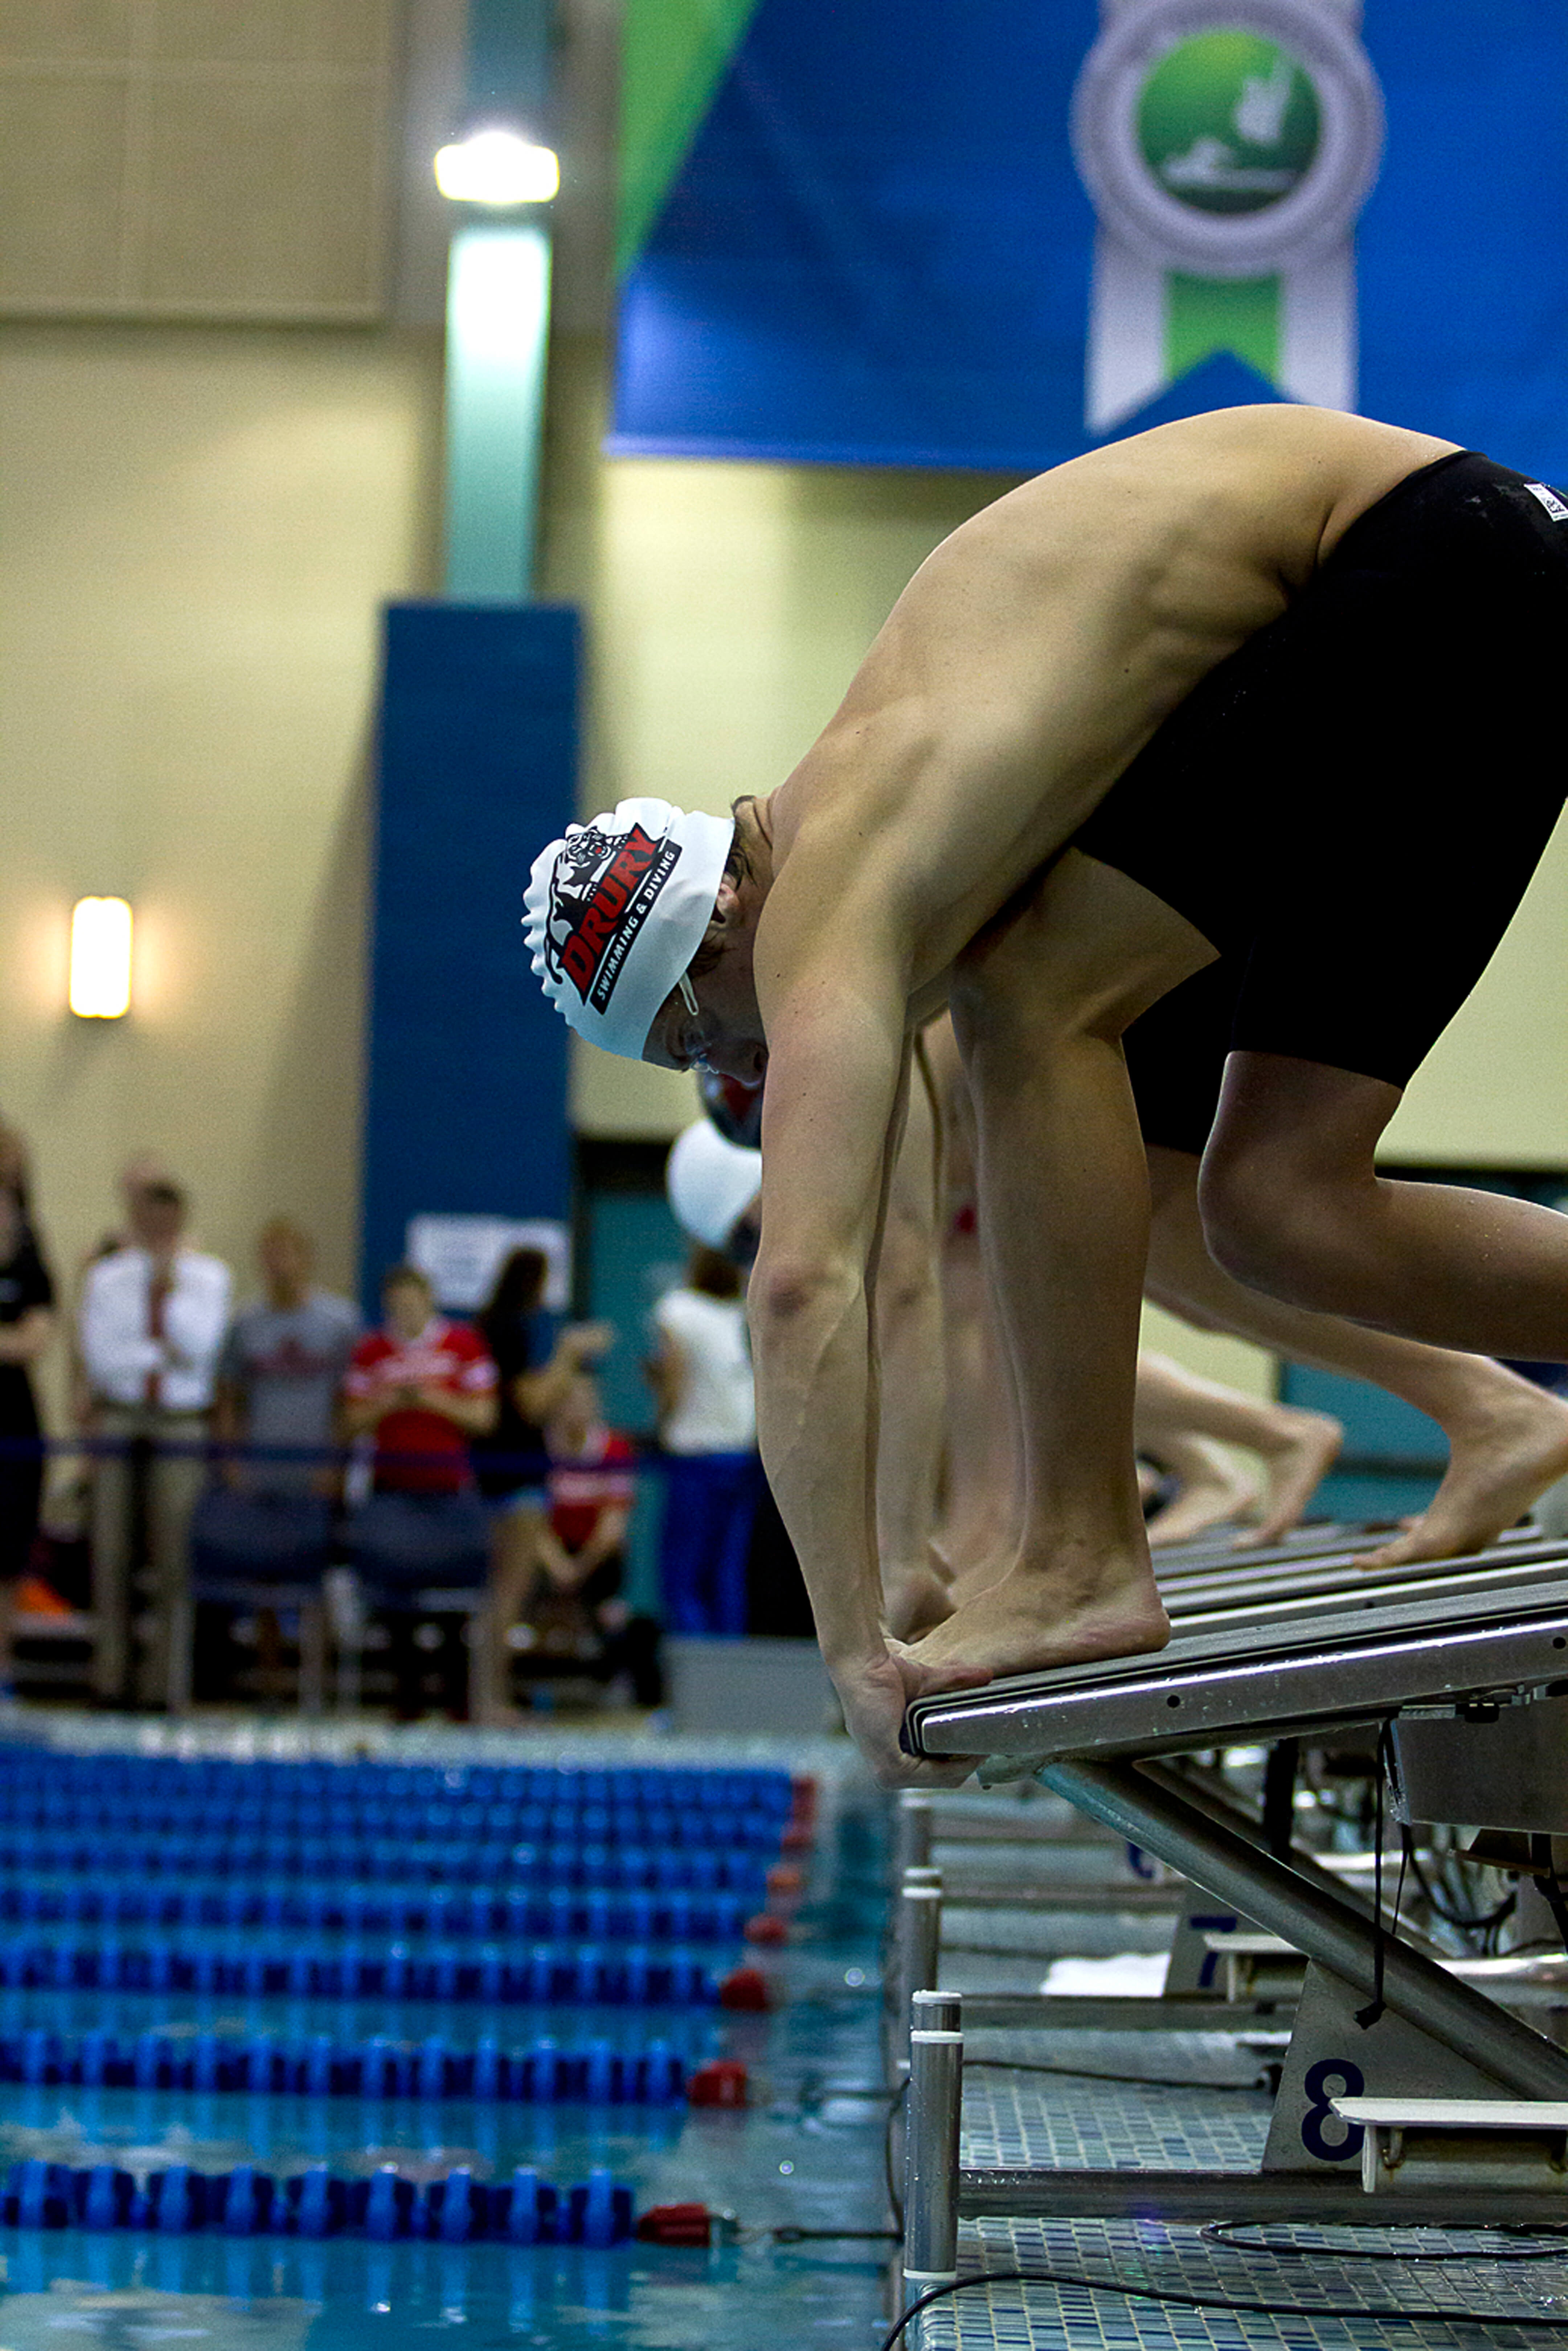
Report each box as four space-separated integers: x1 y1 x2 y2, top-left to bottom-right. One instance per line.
762 406 1457 995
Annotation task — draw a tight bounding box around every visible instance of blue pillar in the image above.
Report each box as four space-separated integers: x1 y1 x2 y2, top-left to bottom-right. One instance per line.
359 0 576 1309
359 604 579 1307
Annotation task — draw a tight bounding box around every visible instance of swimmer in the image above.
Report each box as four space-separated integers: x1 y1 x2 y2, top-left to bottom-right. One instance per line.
527 406 1568 1784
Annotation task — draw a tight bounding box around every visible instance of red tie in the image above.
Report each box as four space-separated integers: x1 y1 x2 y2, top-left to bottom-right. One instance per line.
145 1265 171 1408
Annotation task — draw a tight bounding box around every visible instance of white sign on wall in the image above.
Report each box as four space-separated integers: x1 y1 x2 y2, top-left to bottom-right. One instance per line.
405 1216 570 1313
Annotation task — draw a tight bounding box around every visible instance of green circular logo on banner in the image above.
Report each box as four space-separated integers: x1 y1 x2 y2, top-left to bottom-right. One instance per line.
1137 30 1321 218
1072 0 1383 279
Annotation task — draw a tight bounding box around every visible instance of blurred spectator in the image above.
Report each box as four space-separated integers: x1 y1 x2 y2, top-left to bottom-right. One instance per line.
342 1265 498 1719
508 1375 661 1709
666 1119 762 1262
69 1154 183 1433
214 1220 359 1493
471 1246 613 1724
664 1120 812 1637
342 1265 498 1490
0 1183 56 1697
647 1245 758 1635
0 1118 34 1220
79 1180 231 1705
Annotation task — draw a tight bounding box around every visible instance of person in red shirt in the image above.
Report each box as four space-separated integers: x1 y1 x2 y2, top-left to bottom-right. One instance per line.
341 1265 498 1718
342 1266 497 1489
507 1376 662 1711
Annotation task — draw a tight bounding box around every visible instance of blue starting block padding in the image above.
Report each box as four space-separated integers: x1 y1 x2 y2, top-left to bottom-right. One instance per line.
0 2024 686 2102
2 2155 633 2244
0 1933 721 2006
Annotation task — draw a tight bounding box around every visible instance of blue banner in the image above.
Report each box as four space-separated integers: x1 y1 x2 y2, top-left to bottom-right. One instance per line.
612 0 1568 478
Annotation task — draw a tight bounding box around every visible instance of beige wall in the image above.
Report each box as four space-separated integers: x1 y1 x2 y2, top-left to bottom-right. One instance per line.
0 321 442 1418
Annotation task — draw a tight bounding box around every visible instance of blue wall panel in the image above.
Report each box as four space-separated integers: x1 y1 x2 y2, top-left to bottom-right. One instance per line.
360 602 579 1309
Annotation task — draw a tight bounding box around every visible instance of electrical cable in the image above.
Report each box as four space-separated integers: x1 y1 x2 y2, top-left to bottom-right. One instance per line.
1404 1836 1515 1936
883 2071 907 2233
875 2263 1568 2350
1355 1724 1409 2028
771 2225 900 2244
1202 2217 1568 2261
1531 1842 1568 1953
961 2056 1268 2095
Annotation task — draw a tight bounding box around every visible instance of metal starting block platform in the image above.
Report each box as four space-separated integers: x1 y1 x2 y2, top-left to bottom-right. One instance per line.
1149 1517 1387 1576
1158 1524 1566 1629
894 1536 1568 2311
905 1554 1568 1766
895 1537 1568 2044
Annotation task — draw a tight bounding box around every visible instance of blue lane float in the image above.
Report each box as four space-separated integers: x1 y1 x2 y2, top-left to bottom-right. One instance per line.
1 2155 634 2244
0 1876 753 1943
0 2024 686 2102
0 1934 721 2006
0 1833 771 1889
0 1753 798 1827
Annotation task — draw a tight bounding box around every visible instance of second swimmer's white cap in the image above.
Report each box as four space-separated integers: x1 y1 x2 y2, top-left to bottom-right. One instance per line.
524 797 734 1060
667 1120 762 1250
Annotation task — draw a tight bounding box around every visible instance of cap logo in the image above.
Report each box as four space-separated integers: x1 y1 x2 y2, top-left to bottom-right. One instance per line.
544 821 682 1012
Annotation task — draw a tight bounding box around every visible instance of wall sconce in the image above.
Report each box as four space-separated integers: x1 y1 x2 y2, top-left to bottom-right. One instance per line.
69 897 133 1019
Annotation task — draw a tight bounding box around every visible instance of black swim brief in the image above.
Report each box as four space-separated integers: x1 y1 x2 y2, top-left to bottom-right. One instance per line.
1073 449 1568 1095
1122 960 1238 1159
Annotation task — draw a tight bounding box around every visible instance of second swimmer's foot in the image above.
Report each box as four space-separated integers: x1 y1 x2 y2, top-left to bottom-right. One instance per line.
904 1555 1170 1681
1147 1459 1261 1547
1236 1409 1343 1547
1360 1379 1568 1569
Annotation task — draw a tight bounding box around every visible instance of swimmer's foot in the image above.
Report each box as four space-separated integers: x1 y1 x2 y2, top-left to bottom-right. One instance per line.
1235 1408 1344 1547
1360 1377 1568 1569
1147 1445 1261 1547
905 1547 1169 1680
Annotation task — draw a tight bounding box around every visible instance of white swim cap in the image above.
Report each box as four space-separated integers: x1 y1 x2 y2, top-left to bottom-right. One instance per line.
667 1120 761 1250
524 798 735 1060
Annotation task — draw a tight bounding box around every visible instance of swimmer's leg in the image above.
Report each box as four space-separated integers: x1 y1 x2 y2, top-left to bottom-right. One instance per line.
1139 1422 1262 1545
922 1013 1022 1602
1154 1096 1568 1561
873 1043 952 1640
1199 1055 1568 1354
1134 1351 1340 1543
909 855 1211 1676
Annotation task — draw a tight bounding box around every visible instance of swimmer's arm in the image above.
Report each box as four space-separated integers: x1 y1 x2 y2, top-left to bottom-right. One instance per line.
871 1039 945 1634
748 946 906 1683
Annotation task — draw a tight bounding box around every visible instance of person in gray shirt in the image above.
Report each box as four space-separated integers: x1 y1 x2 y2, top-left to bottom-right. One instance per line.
214 1221 360 1494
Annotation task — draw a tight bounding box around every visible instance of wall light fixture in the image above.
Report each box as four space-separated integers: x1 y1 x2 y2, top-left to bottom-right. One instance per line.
69 897 133 1019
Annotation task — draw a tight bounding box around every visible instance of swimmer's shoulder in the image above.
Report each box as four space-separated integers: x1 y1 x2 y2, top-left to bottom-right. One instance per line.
759 752 929 973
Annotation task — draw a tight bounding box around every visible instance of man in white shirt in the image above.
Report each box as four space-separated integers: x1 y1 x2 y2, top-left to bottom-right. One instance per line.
647 1246 758 1634
79 1180 231 1706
